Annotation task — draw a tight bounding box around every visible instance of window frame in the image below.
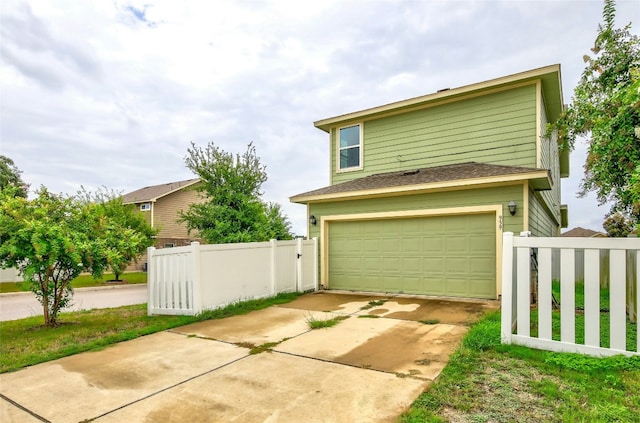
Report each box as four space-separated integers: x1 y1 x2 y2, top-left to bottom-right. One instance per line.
336 123 363 172
140 202 151 211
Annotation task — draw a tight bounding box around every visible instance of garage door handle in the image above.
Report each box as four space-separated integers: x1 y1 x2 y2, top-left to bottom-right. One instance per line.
297 253 302 259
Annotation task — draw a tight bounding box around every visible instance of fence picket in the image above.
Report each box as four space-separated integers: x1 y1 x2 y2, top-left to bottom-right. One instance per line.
560 248 575 344
610 250 626 351
516 246 530 337
538 247 552 340
584 249 600 348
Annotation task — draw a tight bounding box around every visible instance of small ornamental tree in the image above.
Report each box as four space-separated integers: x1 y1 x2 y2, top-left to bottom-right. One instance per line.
549 0 640 224
0 185 157 326
77 187 158 281
180 142 293 243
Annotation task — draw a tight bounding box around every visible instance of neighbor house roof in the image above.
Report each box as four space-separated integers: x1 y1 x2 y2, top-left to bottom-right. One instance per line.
290 162 551 203
122 178 200 204
561 227 607 238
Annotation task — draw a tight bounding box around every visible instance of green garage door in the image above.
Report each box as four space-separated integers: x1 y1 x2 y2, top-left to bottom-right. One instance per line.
328 213 496 298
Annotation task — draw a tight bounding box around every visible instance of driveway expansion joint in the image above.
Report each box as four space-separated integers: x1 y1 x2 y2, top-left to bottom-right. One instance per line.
86 354 251 422
0 392 51 423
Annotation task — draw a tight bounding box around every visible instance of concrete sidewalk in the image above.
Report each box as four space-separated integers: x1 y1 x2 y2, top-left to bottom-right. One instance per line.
0 293 497 423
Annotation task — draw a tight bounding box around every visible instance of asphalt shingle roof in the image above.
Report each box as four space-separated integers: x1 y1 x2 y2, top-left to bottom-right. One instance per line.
122 178 200 204
292 162 549 200
561 227 606 237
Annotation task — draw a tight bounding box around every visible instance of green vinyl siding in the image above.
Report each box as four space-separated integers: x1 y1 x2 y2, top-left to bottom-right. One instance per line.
529 189 559 237
331 84 538 184
537 95 562 225
328 214 495 298
308 185 524 240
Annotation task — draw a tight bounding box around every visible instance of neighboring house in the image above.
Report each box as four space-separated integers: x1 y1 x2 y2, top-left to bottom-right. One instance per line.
561 227 607 238
291 64 569 300
122 178 202 270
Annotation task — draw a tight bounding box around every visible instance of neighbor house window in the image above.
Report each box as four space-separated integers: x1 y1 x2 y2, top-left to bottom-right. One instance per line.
338 124 362 170
164 243 174 248
140 203 151 211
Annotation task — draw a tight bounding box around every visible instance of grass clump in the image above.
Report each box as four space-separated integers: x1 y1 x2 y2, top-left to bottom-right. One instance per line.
0 292 299 373
306 314 349 329
360 299 387 310
419 319 440 325
358 315 380 319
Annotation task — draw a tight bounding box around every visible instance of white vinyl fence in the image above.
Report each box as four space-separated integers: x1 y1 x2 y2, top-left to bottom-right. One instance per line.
501 232 640 357
147 238 318 316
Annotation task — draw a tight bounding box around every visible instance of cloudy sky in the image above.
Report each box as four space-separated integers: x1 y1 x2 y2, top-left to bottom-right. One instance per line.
1 0 638 235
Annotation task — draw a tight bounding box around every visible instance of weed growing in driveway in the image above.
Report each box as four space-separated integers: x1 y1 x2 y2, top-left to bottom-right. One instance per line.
249 342 280 355
419 319 440 325
358 315 380 319
360 299 388 310
306 314 349 329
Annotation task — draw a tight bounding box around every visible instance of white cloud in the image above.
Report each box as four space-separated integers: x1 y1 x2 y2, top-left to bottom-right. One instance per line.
1 0 638 235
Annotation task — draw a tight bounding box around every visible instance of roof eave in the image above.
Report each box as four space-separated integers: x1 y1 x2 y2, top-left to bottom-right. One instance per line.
122 178 201 205
290 170 551 204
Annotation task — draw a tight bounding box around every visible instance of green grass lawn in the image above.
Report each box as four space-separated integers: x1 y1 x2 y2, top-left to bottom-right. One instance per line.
401 311 640 422
0 293 299 374
0 272 147 294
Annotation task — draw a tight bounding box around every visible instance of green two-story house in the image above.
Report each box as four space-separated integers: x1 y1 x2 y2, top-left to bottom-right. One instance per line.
291 65 569 300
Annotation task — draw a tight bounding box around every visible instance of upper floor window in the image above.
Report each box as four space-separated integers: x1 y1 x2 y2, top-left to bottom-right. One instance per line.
338 124 362 171
140 202 151 211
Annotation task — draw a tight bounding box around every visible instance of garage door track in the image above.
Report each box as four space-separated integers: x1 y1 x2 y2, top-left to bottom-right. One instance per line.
0 293 497 423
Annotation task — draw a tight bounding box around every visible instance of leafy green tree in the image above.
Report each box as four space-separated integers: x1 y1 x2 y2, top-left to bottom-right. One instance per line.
0 155 28 197
264 202 294 241
549 0 640 223
0 185 156 326
77 186 158 281
603 212 636 237
180 142 293 243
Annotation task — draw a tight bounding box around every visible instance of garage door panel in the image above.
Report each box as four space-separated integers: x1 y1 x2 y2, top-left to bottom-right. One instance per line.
328 213 496 298
445 278 469 296
469 257 494 276
446 257 469 274
423 239 444 252
446 236 469 254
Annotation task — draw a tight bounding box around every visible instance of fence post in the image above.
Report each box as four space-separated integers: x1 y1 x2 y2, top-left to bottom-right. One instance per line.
147 246 156 316
191 242 202 315
313 237 319 291
270 239 277 296
296 237 303 292
501 232 514 344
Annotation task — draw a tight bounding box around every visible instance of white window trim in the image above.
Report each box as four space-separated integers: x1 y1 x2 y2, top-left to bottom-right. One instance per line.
140 202 151 211
336 123 363 173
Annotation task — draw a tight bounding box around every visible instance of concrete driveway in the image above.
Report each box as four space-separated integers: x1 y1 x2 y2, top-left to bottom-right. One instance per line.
0 292 497 423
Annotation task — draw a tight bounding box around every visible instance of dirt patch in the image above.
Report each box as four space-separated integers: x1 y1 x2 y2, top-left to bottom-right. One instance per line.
382 298 497 324
334 322 467 379
61 354 157 390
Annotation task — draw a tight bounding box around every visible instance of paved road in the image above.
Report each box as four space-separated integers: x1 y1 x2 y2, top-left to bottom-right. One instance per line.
0 284 148 321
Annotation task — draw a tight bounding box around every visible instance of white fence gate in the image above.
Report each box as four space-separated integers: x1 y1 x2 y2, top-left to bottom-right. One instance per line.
501 232 640 357
147 238 318 316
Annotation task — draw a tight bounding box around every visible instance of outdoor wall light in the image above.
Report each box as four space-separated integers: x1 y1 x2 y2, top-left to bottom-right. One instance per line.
508 201 517 216
309 215 317 226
